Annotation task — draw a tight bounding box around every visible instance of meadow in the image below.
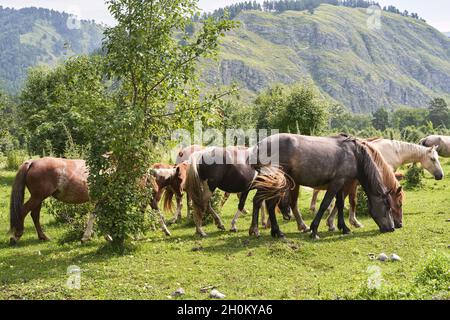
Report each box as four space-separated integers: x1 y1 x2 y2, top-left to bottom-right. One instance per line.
0 157 448 300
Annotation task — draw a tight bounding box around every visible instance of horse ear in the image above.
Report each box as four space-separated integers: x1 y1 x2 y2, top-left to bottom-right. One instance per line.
385 188 393 196
396 186 402 194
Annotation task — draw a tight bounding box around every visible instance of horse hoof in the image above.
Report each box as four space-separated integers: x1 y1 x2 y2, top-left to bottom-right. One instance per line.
9 237 17 246
39 236 50 242
328 226 337 232
299 226 310 233
230 227 237 233
343 229 351 235
351 221 363 228
271 230 285 239
249 228 260 237
310 233 320 240
218 225 226 231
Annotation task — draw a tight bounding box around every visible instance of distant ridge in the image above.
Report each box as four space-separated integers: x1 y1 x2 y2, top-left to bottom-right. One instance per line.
0 6 104 93
203 5 450 112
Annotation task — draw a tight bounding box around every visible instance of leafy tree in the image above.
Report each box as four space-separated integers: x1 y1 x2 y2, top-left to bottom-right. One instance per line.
253 84 285 130
253 83 329 135
18 55 111 155
276 84 329 135
427 98 450 128
0 90 19 152
372 107 389 131
86 0 237 249
392 107 427 130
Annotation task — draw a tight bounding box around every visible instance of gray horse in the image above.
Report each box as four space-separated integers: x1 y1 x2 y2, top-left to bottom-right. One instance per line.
419 135 450 157
249 134 395 239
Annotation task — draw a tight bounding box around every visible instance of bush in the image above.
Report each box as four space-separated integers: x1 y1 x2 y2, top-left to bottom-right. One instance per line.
404 164 425 190
356 186 369 216
6 150 28 170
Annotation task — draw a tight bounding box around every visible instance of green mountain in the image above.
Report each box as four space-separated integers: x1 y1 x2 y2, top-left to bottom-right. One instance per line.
0 6 103 93
204 5 450 113
1 4 449 113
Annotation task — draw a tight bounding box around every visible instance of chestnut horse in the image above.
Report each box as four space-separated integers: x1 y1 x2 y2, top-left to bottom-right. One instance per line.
311 138 443 230
9 157 186 245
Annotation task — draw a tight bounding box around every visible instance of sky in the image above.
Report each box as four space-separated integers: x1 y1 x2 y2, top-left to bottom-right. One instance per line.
0 0 449 31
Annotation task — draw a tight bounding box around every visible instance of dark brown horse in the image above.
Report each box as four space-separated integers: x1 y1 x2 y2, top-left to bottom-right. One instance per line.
183 146 290 237
249 134 395 239
9 157 186 245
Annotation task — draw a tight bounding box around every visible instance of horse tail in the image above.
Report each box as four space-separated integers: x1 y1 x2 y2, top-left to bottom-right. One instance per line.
162 187 175 213
252 166 291 202
9 161 32 234
184 153 208 211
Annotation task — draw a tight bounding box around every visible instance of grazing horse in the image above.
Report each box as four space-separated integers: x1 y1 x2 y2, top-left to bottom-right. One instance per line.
174 145 205 219
184 146 290 237
312 138 443 230
9 157 185 245
419 135 450 157
248 134 395 239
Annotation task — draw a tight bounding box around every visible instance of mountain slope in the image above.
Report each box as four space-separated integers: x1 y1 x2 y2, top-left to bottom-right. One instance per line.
0 6 103 93
204 5 450 113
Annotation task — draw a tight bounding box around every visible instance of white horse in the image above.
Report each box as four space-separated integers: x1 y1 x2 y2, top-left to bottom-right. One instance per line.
420 135 450 157
311 138 444 230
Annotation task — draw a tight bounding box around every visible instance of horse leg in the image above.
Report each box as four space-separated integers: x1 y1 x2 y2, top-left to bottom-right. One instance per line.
267 198 284 238
336 191 351 235
172 194 183 224
230 190 249 232
261 201 268 229
310 189 320 213
11 197 42 244
158 210 171 236
186 193 192 220
290 185 309 232
207 201 225 231
349 186 363 228
310 181 343 240
81 212 96 243
326 205 338 232
192 202 207 237
221 192 230 208
30 203 49 241
237 193 249 214
249 192 264 237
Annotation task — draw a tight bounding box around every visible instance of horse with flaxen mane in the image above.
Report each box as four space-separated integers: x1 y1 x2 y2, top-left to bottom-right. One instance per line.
311 138 443 230
9 157 187 245
248 134 396 239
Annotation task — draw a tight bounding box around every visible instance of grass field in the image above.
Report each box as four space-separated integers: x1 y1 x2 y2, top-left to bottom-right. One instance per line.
0 158 448 300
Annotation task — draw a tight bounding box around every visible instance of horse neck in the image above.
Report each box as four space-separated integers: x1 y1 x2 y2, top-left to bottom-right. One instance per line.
394 141 426 165
355 142 385 196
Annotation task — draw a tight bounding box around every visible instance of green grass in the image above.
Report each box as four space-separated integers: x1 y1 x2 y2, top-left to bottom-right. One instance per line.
0 157 448 300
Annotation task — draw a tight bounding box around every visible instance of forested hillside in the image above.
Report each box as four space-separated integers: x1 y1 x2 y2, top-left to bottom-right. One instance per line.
0 6 103 92
202 4 450 112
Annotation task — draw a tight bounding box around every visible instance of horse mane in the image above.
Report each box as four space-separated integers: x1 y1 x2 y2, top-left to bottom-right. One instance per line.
361 141 404 201
351 139 388 197
365 137 383 143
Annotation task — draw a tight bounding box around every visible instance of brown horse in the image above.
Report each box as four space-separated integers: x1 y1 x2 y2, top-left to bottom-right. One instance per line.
9 157 186 245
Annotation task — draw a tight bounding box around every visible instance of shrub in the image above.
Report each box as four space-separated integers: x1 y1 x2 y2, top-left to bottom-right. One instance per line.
355 186 369 216
404 164 424 190
6 149 28 170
